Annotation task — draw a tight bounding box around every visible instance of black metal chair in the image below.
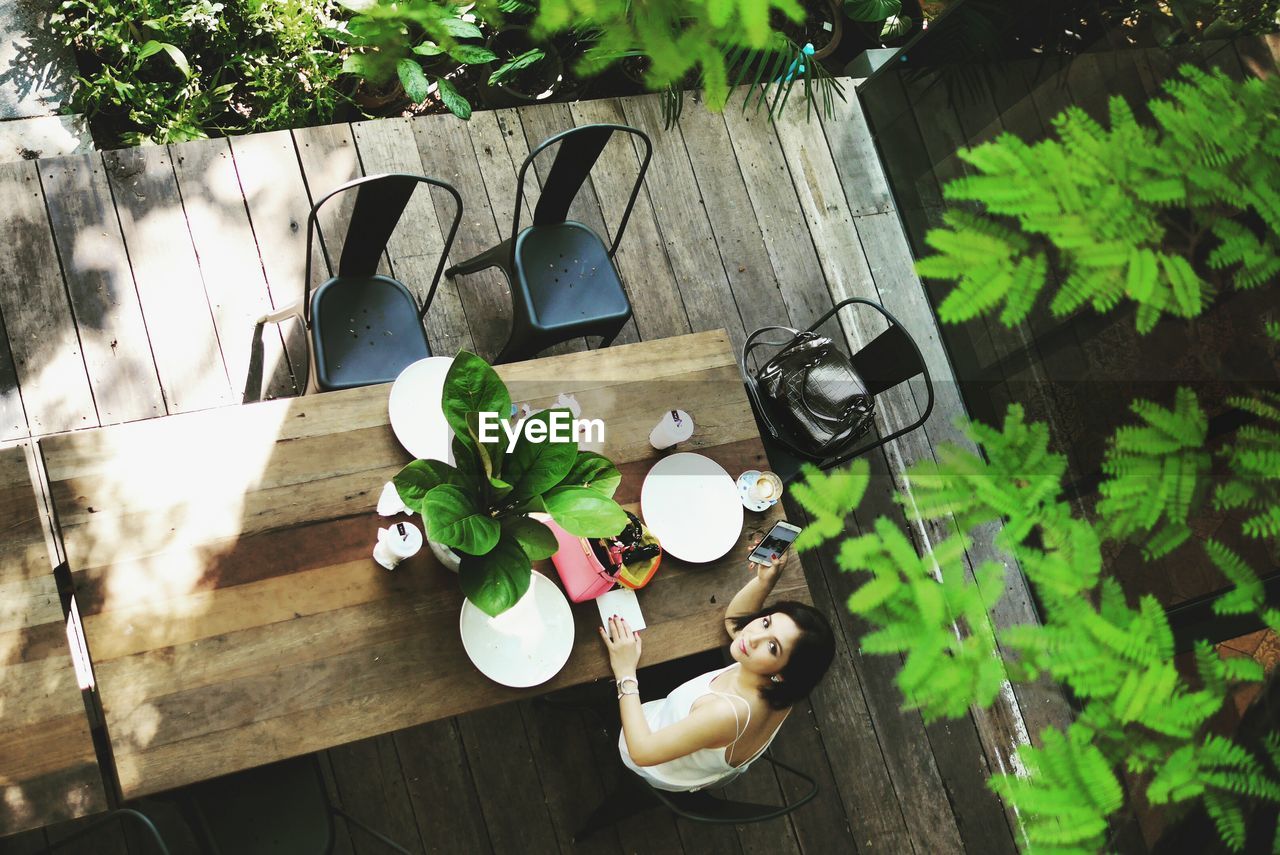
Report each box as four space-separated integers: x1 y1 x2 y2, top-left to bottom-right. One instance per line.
574 753 819 841
182 754 412 855
258 173 462 393
444 123 652 364
45 808 173 854
744 298 935 484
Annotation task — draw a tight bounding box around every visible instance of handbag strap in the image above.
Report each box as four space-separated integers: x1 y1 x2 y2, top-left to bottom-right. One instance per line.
742 325 805 381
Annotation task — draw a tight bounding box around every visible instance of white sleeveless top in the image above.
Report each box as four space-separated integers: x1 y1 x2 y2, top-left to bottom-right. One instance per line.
618 663 789 792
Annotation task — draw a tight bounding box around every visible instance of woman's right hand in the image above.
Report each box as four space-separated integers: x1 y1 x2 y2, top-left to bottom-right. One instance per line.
600 615 642 679
753 548 790 586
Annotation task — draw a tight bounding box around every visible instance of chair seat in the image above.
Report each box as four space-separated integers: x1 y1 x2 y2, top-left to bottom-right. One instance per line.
311 274 431 391
514 223 630 331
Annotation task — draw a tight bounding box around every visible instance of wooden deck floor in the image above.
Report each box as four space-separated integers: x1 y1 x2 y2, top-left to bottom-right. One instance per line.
0 84 1060 854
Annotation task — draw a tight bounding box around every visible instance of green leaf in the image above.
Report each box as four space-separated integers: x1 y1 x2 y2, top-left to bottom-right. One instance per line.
502 516 559 560
449 44 498 65
844 0 901 21
505 409 577 501
423 484 500 555
488 48 546 87
397 58 430 103
413 42 446 56
459 532 531 616
561 451 622 498
139 41 191 77
438 17 484 40
436 76 471 120
394 459 464 512
443 351 510 448
543 486 627 537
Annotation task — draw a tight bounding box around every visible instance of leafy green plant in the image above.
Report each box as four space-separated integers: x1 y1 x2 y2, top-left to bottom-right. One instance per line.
534 0 805 111
393 352 627 616
51 0 349 145
915 66 1280 334
338 0 498 119
794 394 1280 852
488 47 548 86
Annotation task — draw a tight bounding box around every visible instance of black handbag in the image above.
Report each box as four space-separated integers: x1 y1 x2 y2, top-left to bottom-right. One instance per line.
744 326 876 456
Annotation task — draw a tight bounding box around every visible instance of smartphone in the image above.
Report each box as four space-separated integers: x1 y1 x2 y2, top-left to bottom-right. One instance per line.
749 521 802 565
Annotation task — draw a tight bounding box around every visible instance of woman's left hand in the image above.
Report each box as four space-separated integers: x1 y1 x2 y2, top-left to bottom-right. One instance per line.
600 615 642 678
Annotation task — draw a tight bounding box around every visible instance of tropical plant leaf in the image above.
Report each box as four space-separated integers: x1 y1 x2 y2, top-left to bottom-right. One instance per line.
435 76 471 119
488 48 546 87
397 58 430 102
459 531 531 616
448 44 498 65
423 484 501 555
442 351 510 448
561 451 622 498
502 516 559 560
543 485 628 537
394 459 464 512
504 409 577 501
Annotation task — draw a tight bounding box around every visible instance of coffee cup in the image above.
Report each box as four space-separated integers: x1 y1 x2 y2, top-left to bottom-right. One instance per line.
749 471 783 504
649 409 694 450
373 520 423 570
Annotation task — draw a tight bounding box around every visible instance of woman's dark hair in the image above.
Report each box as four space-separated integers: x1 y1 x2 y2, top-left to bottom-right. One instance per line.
729 601 835 710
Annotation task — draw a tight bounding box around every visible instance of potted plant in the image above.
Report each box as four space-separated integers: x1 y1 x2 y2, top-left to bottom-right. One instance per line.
338 0 497 119
393 352 628 617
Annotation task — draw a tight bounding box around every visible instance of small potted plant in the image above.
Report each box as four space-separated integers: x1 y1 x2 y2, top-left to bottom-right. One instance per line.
482 26 564 104
393 352 627 616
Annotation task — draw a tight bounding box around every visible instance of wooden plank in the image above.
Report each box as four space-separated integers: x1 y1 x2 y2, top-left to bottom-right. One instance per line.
170 137 297 401
519 700 624 855
568 99 693 345
350 116 475 357
0 445 106 836
0 311 22 442
293 123 366 281
0 159 96 434
457 706 560 854
327 735 425 854
820 78 894 216
720 95 834 334
765 702 860 854
393 719 492 853
666 99 792 353
411 112 515 360
39 154 164 424
104 145 234 413
852 210 1074 747
227 130 313 393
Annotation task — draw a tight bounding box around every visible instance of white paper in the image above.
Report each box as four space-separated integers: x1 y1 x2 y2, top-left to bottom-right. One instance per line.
596 587 646 632
377 481 408 516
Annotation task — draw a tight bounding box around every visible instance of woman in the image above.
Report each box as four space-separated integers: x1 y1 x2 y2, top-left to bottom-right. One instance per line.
599 550 835 792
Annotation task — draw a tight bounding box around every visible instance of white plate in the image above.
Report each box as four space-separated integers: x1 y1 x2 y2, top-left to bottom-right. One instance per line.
387 357 454 462
641 453 744 563
459 571 575 688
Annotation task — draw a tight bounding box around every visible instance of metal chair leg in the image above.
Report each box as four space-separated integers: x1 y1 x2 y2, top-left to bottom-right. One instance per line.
332 806 414 854
445 239 512 278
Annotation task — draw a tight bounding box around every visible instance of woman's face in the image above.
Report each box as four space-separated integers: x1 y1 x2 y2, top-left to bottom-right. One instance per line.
731 612 801 677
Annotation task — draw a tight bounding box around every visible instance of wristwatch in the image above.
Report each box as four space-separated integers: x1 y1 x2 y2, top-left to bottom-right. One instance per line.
616 676 639 699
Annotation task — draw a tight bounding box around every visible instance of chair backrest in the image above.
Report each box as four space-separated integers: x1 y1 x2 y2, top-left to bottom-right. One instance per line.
649 755 818 824
744 297 935 473
511 124 653 258
303 173 463 326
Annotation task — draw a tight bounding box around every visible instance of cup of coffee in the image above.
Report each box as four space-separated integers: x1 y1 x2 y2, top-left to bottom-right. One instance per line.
749 471 784 505
373 520 423 570
649 409 694 450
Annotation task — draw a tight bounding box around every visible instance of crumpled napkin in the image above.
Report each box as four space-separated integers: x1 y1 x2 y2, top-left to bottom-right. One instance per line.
377 481 409 516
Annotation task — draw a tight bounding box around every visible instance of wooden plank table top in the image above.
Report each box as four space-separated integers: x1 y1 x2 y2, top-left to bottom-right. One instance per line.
0 445 106 836
40 330 807 799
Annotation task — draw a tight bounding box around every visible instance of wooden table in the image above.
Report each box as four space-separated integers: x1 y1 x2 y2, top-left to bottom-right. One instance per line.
0 445 106 835
40 329 808 799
